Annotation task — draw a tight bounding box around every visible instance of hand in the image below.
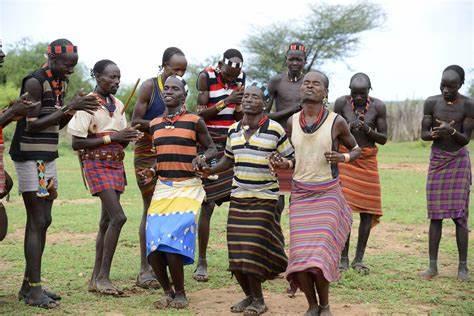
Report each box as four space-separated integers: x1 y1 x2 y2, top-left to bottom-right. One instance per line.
268 152 290 171
192 155 209 172
67 90 100 114
137 168 155 186
432 119 455 137
324 151 344 164
349 119 364 131
111 126 144 143
8 92 39 119
225 88 244 105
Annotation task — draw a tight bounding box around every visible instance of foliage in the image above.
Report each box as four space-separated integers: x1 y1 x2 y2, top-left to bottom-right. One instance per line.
0 38 92 103
243 1 386 81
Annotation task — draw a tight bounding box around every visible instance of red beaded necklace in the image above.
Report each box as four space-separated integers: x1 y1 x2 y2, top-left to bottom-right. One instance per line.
44 67 65 108
242 114 268 131
351 97 370 117
299 106 325 130
163 107 187 129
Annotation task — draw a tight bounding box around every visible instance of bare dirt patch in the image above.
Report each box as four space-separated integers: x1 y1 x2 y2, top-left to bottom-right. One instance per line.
379 163 427 172
48 231 96 246
55 198 97 206
189 284 378 315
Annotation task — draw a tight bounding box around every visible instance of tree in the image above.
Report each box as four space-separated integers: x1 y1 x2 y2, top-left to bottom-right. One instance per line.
184 55 220 112
0 38 92 103
243 1 386 81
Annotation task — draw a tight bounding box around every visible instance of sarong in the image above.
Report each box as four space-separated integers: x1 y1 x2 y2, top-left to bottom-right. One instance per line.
227 197 287 281
201 140 233 205
426 146 471 227
338 146 382 227
134 133 157 196
146 177 205 265
277 169 293 193
82 143 126 196
286 178 352 284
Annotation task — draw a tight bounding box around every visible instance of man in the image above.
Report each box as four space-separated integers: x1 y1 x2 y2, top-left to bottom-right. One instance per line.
131 47 187 289
201 83 293 315
420 65 473 282
271 71 361 316
138 75 216 309
334 73 387 274
267 42 307 218
9 39 100 309
194 49 245 282
0 39 36 241
68 59 143 295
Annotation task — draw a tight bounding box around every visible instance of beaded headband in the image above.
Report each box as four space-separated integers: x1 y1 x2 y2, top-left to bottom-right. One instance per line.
223 58 242 69
47 44 78 56
288 43 306 53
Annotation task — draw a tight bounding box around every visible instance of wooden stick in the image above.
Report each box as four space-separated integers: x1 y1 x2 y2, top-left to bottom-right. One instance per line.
121 78 140 115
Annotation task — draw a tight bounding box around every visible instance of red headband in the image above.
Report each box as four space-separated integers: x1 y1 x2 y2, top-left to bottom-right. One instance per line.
288 44 306 52
47 44 78 55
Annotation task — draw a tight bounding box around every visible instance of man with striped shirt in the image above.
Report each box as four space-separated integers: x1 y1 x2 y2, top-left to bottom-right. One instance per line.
201 83 293 315
194 49 246 282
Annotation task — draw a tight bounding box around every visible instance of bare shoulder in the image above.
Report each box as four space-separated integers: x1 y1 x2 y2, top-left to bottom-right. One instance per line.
460 94 474 117
370 97 387 112
334 95 349 111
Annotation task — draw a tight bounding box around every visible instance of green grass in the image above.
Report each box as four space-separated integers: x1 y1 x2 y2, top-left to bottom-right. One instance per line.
0 141 473 315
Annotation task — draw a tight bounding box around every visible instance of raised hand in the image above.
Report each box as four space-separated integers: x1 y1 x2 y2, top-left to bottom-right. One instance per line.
137 168 155 186
67 89 101 114
432 119 455 138
225 86 245 105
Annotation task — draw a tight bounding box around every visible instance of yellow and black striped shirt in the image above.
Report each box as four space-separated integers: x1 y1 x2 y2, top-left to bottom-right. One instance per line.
225 119 294 200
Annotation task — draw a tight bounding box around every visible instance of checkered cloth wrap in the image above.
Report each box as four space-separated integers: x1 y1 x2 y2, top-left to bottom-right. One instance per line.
426 146 471 227
83 143 126 196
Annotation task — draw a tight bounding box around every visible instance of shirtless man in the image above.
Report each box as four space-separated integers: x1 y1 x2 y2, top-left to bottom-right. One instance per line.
334 73 387 274
420 65 473 281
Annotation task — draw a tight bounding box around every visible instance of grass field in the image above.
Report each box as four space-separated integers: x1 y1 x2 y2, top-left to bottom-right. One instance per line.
0 141 473 315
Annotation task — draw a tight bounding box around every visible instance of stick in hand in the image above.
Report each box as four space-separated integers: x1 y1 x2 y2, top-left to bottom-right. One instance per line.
121 78 141 115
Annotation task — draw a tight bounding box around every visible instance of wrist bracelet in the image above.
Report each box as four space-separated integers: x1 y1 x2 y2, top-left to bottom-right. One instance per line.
343 153 350 163
287 159 294 169
215 100 226 112
149 168 156 176
200 154 207 161
450 128 456 136
103 135 112 144
60 105 70 114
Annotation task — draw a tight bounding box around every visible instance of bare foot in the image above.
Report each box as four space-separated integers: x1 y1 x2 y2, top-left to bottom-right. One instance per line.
304 306 319 316
457 264 469 282
339 256 349 272
193 259 209 282
95 278 124 296
319 305 332 316
419 268 438 280
230 296 253 313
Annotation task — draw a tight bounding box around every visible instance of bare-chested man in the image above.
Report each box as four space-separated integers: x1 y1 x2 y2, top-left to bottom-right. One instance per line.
420 65 473 282
267 42 307 217
334 73 387 274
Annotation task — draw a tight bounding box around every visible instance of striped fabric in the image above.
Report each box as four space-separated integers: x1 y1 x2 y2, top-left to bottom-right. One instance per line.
227 197 287 281
286 178 352 283
83 143 126 196
146 178 206 264
338 145 382 227
134 133 158 196
150 113 200 182
203 66 246 137
225 119 294 200
426 146 471 227
10 68 65 162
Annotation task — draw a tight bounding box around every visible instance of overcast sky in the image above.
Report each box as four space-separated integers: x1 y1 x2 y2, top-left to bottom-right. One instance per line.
1 0 473 102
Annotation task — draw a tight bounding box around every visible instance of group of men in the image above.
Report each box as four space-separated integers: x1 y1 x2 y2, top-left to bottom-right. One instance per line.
0 38 471 315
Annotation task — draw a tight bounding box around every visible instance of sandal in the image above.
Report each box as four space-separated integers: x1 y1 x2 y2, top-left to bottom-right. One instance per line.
153 292 175 309
230 296 253 313
319 304 332 316
351 261 370 275
18 286 61 301
136 273 161 289
96 283 127 297
304 306 319 316
169 293 188 309
243 300 268 316
24 292 59 309
193 261 209 282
